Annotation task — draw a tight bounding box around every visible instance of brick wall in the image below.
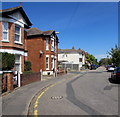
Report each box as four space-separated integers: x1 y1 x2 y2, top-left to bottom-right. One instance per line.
26 37 45 72
0 22 25 49
20 72 41 86
2 72 14 93
0 21 27 73
26 36 58 73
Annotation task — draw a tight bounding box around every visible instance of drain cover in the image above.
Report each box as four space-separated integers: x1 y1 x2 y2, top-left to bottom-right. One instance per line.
51 96 63 100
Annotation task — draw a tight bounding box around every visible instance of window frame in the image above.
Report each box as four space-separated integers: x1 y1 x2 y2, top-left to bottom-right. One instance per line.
14 24 21 43
51 57 54 69
2 22 9 42
15 55 21 73
46 56 49 70
79 58 82 62
46 38 49 50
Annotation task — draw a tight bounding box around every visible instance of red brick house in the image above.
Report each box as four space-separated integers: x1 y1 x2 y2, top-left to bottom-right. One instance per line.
0 6 32 73
27 27 59 75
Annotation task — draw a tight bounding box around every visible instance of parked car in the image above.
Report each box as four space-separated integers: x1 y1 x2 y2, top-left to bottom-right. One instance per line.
111 67 120 81
107 65 115 72
90 64 97 70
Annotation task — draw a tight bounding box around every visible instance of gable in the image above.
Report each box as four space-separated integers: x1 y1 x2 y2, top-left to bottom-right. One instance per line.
10 11 27 25
1 6 32 27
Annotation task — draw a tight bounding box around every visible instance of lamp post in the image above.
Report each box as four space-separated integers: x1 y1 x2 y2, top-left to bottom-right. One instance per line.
54 31 59 77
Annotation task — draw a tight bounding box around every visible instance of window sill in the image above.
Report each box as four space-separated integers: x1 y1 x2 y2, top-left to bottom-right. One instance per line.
14 41 23 45
1 40 9 43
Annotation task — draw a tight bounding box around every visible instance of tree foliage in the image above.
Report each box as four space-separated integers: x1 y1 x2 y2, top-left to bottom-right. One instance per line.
0 52 15 70
108 45 120 67
99 58 112 66
86 53 97 64
24 61 31 71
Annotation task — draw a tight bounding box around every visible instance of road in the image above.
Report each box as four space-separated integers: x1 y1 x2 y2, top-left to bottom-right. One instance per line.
28 67 119 116
2 67 119 116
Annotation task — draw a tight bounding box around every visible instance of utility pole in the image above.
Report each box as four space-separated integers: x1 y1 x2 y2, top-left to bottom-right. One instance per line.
118 2 120 50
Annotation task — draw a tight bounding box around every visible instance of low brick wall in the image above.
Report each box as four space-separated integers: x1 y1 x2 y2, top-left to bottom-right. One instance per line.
21 72 41 86
57 69 67 75
2 72 14 93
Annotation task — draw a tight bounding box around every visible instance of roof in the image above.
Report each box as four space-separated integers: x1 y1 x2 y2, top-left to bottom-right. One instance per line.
58 48 86 55
0 6 32 27
27 27 55 36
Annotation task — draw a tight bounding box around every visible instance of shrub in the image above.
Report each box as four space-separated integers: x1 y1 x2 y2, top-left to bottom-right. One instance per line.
0 52 15 71
24 61 31 71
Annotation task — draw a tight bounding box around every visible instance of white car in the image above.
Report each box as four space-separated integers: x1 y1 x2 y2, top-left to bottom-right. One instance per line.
108 65 115 72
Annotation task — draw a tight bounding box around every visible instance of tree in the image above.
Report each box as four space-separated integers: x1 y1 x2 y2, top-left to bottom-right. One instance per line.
108 45 120 67
99 58 112 66
0 52 15 70
86 53 97 64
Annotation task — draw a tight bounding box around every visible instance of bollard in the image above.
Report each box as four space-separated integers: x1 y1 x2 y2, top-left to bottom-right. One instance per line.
40 69 42 80
18 72 21 87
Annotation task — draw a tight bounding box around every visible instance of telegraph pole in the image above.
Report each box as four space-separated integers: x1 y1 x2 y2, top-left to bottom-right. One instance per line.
118 2 120 50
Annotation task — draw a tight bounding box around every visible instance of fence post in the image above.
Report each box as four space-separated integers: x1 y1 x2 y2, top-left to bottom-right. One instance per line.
56 70 57 77
18 72 21 87
40 69 42 80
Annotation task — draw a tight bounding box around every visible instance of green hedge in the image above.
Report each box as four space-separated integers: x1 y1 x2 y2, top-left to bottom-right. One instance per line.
0 52 15 70
24 61 31 71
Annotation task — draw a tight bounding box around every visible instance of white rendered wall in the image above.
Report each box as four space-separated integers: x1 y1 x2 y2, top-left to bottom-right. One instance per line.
58 53 80 64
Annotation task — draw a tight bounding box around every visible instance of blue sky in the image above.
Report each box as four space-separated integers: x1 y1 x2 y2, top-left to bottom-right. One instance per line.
2 2 118 61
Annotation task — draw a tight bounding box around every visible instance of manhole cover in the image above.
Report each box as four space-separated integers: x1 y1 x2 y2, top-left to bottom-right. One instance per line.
51 96 63 100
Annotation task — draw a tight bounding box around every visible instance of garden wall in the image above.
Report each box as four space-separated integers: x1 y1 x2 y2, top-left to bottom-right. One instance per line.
20 72 41 86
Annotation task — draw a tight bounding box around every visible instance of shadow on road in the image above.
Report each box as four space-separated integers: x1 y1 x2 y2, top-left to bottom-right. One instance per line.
66 72 105 115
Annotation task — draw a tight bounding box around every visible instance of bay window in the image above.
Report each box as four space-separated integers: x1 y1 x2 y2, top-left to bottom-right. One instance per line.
15 55 21 72
46 57 49 70
46 38 49 50
2 22 9 41
14 25 21 43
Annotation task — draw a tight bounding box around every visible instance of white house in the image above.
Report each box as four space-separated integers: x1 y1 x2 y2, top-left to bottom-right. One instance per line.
58 47 86 71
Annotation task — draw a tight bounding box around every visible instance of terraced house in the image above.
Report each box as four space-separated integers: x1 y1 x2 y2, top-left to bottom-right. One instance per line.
27 28 59 75
0 6 32 73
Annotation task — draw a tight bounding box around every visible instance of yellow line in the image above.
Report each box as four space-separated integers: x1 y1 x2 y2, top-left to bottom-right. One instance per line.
34 110 38 117
33 78 67 116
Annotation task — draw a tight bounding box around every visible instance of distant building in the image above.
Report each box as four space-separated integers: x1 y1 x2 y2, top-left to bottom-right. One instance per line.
0 6 32 73
58 47 86 71
26 28 59 75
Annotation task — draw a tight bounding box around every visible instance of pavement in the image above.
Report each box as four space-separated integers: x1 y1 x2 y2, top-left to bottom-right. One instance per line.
2 72 82 115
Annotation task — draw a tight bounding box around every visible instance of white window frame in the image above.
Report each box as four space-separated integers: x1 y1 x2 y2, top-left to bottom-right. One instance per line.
51 57 54 69
14 24 22 44
46 55 49 70
2 22 9 42
51 40 55 51
15 55 21 73
46 38 49 50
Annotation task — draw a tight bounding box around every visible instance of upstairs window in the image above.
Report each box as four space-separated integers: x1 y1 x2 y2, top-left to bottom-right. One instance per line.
14 25 21 43
46 38 49 50
46 57 49 70
79 58 82 62
2 22 9 41
51 58 54 69
51 40 54 51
